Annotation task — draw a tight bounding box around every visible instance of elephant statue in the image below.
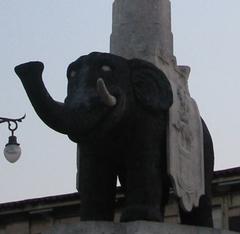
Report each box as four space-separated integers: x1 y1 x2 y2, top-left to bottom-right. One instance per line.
15 52 214 227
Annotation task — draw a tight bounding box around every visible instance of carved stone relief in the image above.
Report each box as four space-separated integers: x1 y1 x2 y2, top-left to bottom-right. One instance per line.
168 78 204 211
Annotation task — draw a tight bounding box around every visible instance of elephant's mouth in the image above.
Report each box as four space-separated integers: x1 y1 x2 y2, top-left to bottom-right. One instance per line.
94 88 126 136
67 86 126 142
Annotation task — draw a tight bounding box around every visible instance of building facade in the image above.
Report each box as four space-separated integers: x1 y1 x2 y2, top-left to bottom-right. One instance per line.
0 167 240 233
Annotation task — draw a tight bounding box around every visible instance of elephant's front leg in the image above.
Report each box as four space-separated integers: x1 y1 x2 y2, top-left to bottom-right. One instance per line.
120 121 168 222
78 144 117 221
120 150 167 222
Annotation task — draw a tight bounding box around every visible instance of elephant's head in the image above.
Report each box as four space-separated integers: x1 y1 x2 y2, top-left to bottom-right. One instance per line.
15 52 173 142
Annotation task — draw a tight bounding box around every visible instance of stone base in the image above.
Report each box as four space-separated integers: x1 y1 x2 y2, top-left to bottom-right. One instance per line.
42 221 238 234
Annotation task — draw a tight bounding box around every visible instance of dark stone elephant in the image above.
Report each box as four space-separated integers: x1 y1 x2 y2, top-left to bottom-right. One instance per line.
15 52 214 227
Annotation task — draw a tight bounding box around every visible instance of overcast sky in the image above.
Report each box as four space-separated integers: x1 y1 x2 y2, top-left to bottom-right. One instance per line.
0 0 240 203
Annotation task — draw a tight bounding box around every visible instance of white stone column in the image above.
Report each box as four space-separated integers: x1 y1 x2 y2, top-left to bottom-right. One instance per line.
110 0 175 65
110 0 205 212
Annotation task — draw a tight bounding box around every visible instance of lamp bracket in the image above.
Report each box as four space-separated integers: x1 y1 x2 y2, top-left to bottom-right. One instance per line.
0 114 26 136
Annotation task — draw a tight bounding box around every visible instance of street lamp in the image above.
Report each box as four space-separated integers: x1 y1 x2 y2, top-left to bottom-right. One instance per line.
0 115 25 163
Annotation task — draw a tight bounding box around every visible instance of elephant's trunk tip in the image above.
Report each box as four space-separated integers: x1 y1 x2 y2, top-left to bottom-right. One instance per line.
15 61 44 80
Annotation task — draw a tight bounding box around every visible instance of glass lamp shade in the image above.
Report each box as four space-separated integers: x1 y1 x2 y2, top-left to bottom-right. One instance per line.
4 136 21 163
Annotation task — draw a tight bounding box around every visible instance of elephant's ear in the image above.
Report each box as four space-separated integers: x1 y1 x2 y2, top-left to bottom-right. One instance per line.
129 59 173 112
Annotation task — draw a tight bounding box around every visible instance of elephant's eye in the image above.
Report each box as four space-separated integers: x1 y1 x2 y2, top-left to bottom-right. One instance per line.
101 65 112 72
70 70 77 78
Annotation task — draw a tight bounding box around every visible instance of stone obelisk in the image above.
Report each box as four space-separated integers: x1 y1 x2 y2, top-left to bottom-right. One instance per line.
110 0 205 212
110 0 174 65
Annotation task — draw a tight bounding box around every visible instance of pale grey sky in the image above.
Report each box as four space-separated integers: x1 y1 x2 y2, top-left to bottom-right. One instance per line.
0 0 239 203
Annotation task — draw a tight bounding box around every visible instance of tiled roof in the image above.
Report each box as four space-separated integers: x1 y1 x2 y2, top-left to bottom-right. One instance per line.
0 192 79 210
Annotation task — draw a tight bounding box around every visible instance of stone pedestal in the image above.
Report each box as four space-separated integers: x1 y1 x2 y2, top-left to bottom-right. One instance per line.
42 221 238 234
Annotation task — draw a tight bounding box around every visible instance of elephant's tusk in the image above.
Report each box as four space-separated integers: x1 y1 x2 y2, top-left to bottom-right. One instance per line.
97 78 117 107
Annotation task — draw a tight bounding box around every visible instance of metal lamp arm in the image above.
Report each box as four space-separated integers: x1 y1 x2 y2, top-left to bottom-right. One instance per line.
0 114 25 135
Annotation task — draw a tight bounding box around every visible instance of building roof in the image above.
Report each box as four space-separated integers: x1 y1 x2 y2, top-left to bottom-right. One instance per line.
214 167 240 178
0 167 240 213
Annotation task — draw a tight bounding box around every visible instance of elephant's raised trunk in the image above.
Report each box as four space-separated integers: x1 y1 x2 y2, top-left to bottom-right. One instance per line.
15 62 70 135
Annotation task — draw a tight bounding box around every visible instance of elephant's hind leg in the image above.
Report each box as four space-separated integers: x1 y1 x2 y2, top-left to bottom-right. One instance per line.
178 194 213 227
